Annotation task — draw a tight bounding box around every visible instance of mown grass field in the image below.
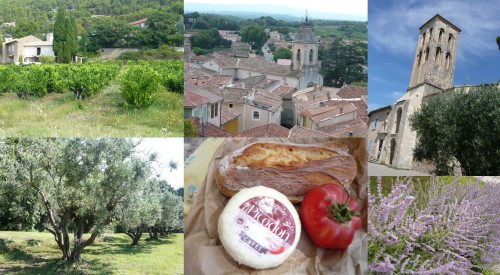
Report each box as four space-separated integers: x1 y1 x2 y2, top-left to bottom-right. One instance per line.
0 84 183 138
0 231 184 274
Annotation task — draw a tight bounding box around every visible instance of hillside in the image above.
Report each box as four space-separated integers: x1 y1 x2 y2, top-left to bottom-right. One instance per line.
0 0 183 50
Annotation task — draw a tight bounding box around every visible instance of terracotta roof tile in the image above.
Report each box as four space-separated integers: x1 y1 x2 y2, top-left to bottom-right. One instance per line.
318 118 368 137
288 126 335 138
337 85 367 99
305 103 357 123
208 53 302 77
249 91 283 112
190 117 236 137
184 90 209 107
238 123 290 137
185 82 223 103
272 85 296 98
329 121 368 137
214 87 252 103
201 75 233 93
129 18 148 25
221 106 240 125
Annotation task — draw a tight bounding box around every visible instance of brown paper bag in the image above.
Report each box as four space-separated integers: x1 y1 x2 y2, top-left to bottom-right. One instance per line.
184 138 368 275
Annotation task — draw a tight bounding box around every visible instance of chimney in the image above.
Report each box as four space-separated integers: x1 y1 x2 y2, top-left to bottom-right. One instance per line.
46 33 54 42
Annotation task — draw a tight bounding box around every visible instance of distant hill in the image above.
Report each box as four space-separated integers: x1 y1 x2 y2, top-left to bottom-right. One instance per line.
185 3 367 21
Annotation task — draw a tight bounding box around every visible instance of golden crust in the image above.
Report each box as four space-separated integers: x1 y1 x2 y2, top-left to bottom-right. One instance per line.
216 142 357 202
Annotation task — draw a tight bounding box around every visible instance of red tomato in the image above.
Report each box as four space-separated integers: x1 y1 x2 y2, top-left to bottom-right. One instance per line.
300 184 361 249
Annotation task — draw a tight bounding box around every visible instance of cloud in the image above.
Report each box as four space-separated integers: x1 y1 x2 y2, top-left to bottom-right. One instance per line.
390 91 404 100
370 0 500 63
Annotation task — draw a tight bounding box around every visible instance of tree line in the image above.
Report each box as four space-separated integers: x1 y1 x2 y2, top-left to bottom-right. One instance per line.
0 0 183 56
0 138 183 262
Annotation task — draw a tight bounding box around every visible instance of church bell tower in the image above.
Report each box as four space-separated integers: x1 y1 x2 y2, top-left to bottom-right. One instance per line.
408 14 461 90
291 11 321 88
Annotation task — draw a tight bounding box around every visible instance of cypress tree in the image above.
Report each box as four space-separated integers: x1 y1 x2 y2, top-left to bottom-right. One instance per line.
53 7 77 63
69 15 78 59
53 7 67 60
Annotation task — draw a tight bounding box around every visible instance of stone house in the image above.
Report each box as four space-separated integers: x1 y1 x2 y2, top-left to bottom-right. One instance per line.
220 106 240 134
269 31 282 41
129 18 148 28
367 106 393 161
298 102 357 130
1 33 54 64
184 82 223 127
184 90 209 121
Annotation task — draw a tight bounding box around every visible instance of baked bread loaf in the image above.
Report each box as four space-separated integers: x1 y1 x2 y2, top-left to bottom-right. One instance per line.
216 142 357 202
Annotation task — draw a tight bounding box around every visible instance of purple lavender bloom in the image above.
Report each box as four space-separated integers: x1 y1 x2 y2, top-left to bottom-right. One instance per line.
368 177 500 274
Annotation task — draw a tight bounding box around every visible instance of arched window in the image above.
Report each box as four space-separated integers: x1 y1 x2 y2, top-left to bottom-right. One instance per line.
309 49 313 62
390 138 396 165
435 47 442 65
438 28 444 43
424 47 429 63
422 33 426 47
395 108 402 133
428 28 433 44
420 34 425 47
448 34 453 48
296 49 301 63
445 52 451 69
417 51 422 66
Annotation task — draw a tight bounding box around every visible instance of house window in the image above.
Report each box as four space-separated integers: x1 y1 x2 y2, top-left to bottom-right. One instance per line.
252 110 260 120
309 49 313 62
229 104 233 108
374 117 379 129
296 49 301 63
210 104 215 119
214 103 218 117
37 47 41 55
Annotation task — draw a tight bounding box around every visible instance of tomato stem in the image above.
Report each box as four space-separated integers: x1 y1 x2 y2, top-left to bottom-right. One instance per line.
325 186 360 223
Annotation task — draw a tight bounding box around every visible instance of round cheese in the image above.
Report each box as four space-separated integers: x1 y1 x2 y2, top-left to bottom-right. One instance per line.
218 186 301 269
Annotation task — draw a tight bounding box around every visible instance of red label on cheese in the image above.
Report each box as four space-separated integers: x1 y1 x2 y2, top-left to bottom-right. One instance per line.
235 196 296 255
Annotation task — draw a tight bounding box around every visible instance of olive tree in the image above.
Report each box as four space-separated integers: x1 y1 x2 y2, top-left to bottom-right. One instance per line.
0 138 153 262
147 182 183 240
116 179 162 245
409 84 500 175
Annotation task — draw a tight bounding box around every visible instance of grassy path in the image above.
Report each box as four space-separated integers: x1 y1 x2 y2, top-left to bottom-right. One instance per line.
0 231 184 274
0 82 183 137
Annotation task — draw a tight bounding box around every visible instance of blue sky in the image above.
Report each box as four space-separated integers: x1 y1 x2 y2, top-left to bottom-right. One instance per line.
368 0 500 111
